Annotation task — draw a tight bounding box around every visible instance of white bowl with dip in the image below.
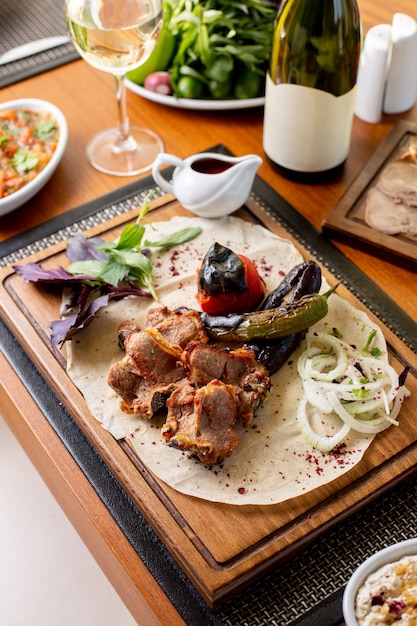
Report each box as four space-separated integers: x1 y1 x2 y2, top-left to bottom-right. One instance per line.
343 538 417 625
0 98 68 217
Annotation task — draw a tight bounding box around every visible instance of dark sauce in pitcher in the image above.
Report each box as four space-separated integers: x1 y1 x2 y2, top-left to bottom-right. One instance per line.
191 158 235 174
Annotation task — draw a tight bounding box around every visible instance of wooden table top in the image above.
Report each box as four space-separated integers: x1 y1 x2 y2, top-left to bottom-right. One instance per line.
1 1 416 624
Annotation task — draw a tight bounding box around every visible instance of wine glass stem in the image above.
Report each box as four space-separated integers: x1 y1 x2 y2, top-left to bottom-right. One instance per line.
113 74 137 153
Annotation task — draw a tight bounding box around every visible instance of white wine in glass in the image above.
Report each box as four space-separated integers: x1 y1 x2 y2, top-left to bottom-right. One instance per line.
65 0 164 176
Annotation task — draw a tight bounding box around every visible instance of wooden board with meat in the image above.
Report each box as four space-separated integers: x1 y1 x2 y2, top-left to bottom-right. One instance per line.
323 120 417 267
1 195 417 607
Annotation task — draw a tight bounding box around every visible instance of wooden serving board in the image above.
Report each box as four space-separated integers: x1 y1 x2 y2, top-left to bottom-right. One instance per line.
1 195 417 608
322 121 417 268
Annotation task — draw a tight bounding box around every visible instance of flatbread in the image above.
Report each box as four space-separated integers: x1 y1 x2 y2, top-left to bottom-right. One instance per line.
67 216 389 505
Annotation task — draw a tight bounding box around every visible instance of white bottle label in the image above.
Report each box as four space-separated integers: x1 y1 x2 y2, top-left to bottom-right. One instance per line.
263 75 356 172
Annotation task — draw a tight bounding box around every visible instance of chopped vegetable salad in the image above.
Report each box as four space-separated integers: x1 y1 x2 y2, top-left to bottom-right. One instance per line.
0 108 59 199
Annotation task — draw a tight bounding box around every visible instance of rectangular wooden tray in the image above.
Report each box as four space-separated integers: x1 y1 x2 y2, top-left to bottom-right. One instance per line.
1 193 417 608
322 121 417 268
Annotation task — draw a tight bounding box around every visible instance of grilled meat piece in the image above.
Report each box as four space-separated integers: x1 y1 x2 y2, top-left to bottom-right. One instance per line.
124 328 184 384
182 341 270 425
109 306 207 418
108 305 271 463
117 320 141 350
108 357 177 418
146 305 208 347
117 305 206 352
162 380 239 465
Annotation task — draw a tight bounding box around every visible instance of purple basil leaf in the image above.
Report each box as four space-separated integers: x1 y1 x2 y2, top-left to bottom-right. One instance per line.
66 233 107 262
50 314 81 350
87 291 111 316
60 286 84 316
109 279 152 300
15 262 153 349
14 263 75 282
60 283 98 316
50 285 92 349
50 289 111 349
13 262 97 284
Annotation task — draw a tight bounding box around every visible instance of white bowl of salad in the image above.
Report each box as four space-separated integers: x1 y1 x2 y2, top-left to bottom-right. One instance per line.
0 98 68 217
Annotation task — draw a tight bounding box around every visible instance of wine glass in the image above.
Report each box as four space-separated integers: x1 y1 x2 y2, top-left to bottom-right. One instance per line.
65 0 164 176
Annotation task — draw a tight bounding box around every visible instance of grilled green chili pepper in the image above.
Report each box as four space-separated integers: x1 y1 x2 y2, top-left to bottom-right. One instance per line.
203 287 336 342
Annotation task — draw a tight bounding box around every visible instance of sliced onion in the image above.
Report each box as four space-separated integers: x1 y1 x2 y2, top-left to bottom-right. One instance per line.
296 331 408 452
326 390 395 434
296 397 350 453
302 379 333 413
298 333 348 381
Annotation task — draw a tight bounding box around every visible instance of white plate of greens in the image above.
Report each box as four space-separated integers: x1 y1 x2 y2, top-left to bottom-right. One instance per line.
125 79 265 111
125 0 274 111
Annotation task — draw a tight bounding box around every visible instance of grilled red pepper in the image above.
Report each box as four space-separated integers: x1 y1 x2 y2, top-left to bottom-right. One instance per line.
197 242 265 315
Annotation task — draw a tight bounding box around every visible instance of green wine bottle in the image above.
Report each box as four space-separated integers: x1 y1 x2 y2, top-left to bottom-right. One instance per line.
263 0 361 182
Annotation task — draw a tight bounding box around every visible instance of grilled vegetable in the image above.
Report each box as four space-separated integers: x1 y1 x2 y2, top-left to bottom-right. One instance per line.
248 335 301 374
248 260 322 374
197 242 265 315
261 260 322 310
202 288 335 342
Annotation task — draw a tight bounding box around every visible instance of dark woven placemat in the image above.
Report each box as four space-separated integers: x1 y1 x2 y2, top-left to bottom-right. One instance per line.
0 0 79 88
2 157 417 625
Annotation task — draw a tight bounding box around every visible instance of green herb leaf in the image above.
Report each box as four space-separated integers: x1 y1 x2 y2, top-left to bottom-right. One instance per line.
35 119 57 140
109 248 151 271
370 348 383 357
115 223 146 250
12 149 38 173
99 259 131 286
68 196 201 306
352 387 369 399
67 260 106 277
144 226 202 248
163 0 275 99
363 329 383 358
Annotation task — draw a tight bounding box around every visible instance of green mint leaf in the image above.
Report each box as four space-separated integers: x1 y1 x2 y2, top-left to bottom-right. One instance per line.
68 260 106 277
143 226 202 248
128 264 158 301
115 223 145 250
100 259 130 286
108 248 150 270
95 241 117 253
